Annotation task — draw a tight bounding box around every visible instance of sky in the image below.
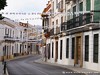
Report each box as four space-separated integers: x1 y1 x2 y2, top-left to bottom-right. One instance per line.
1 0 48 26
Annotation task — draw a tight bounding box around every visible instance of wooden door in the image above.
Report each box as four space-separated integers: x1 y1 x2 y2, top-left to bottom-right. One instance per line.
76 37 81 64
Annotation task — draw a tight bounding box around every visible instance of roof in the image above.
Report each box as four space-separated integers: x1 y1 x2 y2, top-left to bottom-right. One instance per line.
0 20 15 28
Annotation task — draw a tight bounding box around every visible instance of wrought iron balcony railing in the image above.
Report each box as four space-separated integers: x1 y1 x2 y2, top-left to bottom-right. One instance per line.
61 13 93 31
4 35 15 41
44 29 49 33
4 36 13 39
44 29 50 38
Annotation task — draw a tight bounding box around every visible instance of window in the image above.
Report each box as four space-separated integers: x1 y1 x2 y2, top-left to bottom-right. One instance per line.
43 20 44 29
25 45 26 48
20 44 22 53
13 31 14 37
5 28 7 35
20 31 22 38
86 0 91 23
12 46 14 55
5 28 9 35
73 6 76 18
48 44 50 59
10 29 11 37
46 18 49 27
8 29 9 35
7 46 8 56
17 44 18 53
66 38 69 58
67 9 71 21
93 34 99 63
86 0 91 11
56 19 58 25
79 2 83 25
61 16 63 23
52 42 54 58
52 21 54 27
61 0 63 9
52 2 54 14
85 35 89 61
79 2 83 11
58 0 63 11
56 0 58 8
73 6 76 25
3 46 6 55
94 0 100 22
60 40 63 59
72 38 75 59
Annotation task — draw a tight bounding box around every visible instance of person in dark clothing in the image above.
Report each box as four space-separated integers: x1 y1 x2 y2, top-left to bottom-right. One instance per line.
3 61 7 74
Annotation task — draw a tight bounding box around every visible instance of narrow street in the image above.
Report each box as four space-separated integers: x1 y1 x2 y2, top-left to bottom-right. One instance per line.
7 55 85 75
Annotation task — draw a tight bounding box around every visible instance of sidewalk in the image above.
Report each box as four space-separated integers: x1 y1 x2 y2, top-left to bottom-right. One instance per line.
0 62 9 75
34 58 100 75
0 62 3 75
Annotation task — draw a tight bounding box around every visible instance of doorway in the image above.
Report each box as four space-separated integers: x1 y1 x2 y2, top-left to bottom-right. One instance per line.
76 36 81 65
55 41 58 62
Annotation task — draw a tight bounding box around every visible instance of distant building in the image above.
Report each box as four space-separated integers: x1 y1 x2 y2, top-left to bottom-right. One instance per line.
0 17 41 61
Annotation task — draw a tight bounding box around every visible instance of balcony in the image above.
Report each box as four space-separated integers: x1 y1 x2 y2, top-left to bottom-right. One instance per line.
4 36 15 42
44 29 50 38
50 28 54 36
61 13 93 31
4 36 22 42
44 29 49 33
4 36 13 39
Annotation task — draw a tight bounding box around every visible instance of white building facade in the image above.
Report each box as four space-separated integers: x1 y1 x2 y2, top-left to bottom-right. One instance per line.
0 18 38 61
42 0 100 71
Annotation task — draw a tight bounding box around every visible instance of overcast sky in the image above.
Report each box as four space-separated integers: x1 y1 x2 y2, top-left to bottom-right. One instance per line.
1 0 48 26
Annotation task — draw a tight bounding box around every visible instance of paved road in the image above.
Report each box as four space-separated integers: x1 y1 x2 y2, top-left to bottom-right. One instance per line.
7 55 85 75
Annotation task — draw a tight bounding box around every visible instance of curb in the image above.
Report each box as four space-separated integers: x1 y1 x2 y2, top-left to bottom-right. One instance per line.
6 54 36 62
34 59 100 75
5 54 36 75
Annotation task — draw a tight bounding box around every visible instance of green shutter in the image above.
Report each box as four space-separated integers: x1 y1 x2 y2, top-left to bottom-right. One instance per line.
72 38 75 59
94 0 100 22
93 34 99 63
67 9 71 20
79 2 83 11
79 2 83 26
73 6 76 18
66 38 69 58
85 35 89 61
86 0 91 11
